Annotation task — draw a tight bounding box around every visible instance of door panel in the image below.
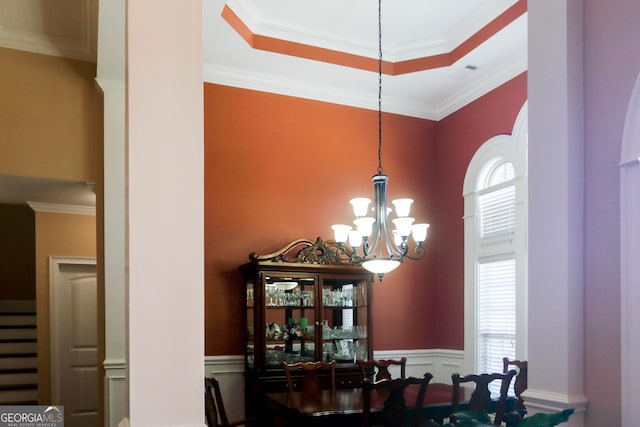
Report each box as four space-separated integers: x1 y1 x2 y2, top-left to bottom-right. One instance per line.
51 259 97 427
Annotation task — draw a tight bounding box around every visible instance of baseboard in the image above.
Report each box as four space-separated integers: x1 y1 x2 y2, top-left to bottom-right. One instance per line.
523 388 588 413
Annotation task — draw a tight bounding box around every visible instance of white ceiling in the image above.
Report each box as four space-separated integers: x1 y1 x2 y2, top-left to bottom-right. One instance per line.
0 0 527 206
204 0 527 119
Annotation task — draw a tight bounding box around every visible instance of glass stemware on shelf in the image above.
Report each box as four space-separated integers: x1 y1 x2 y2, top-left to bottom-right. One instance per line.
265 287 314 307
321 321 367 339
322 287 359 306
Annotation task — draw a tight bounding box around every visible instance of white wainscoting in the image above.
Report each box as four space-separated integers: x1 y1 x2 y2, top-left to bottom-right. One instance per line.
203 349 463 421
204 355 246 422
104 359 127 427
109 350 585 424
373 349 464 384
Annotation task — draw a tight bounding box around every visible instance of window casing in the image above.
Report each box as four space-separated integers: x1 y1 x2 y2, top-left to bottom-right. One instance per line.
463 103 528 383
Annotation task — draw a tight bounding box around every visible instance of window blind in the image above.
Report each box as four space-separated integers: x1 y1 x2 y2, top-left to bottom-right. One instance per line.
479 184 516 239
477 257 516 394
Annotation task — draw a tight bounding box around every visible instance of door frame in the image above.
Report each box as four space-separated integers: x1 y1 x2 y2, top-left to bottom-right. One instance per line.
49 256 97 403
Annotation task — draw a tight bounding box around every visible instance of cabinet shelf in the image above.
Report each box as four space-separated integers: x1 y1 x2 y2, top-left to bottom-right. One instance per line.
264 305 315 309
323 304 367 309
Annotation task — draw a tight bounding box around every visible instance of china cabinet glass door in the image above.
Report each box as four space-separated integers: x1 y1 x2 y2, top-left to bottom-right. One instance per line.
261 273 317 369
319 277 369 366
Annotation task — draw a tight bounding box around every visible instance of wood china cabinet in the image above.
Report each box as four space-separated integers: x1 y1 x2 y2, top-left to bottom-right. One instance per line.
240 237 374 414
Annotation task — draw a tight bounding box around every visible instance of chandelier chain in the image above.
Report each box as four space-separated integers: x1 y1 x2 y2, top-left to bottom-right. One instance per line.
377 0 383 175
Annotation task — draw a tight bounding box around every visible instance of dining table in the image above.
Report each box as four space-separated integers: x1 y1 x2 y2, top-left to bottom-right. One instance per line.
265 382 514 427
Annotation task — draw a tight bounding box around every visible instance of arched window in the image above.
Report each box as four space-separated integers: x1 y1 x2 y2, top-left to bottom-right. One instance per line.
463 103 528 381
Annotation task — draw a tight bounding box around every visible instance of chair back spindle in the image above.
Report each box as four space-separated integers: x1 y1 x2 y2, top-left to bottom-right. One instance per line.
503 358 528 413
450 370 517 425
357 357 407 383
282 360 336 399
362 373 433 427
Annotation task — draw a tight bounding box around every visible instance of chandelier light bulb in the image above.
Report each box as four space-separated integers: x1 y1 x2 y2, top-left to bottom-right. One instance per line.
392 217 415 237
393 231 403 246
350 198 371 217
411 223 430 243
353 217 375 238
392 198 414 217
348 230 363 248
331 224 352 243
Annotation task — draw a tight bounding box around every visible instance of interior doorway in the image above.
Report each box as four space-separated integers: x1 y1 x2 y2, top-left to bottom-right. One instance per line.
49 257 97 427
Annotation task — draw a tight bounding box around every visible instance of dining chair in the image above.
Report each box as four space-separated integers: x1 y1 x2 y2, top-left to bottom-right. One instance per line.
205 377 259 427
503 358 528 420
282 360 336 398
450 370 517 425
361 373 434 427
357 357 407 382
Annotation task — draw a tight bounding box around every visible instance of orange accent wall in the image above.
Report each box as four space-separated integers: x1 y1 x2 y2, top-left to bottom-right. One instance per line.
204 84 437 354
204 74 527 355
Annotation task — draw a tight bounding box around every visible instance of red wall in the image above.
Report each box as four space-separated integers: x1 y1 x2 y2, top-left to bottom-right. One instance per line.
204 73 527 355
433 72 528 349
204 84 437 354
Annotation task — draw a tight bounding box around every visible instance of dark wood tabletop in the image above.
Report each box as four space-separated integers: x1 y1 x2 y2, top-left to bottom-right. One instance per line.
266 382 467 426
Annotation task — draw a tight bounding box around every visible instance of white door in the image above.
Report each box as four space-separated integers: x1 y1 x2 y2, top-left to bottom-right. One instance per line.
50 257 97 427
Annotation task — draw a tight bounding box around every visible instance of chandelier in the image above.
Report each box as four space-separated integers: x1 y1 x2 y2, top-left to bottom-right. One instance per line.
331 0 429 280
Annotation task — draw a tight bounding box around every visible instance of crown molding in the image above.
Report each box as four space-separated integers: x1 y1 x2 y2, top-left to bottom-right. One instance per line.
27 202 95 216
0 0 97 62
204 60 525 121
204 63 436 119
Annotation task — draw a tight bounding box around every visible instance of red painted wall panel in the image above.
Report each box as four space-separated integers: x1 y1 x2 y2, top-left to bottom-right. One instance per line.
204 74 526 355
433 72 527 349
204 84 437 355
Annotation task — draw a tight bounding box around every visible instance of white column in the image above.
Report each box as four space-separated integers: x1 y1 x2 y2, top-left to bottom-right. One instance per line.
126 1 204 425
99 79 128 426
96 0 127 424
620 72 640 427
526 0 587 423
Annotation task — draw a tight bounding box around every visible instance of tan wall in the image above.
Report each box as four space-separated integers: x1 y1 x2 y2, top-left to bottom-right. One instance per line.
0 47 102 183
0 46 103 412
34 211 96 404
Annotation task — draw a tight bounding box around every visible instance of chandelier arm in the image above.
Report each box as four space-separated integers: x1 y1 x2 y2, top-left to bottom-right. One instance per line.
399 246 426 261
